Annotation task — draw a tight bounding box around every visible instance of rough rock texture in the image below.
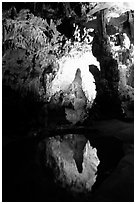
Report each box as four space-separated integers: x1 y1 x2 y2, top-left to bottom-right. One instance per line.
2 10 61 99
46 134 100 194
2 3 134 129
107 29 134 118
47 43 100 124
2 8 100 125
89 5 134 119
103 6 134 118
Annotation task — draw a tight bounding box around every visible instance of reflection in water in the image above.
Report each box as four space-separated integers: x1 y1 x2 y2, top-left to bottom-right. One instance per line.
46 134 100 194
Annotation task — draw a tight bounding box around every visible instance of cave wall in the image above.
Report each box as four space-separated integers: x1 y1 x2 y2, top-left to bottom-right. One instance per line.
2 2 134 133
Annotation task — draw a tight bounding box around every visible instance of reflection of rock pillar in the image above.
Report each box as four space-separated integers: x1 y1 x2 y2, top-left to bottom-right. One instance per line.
46 135 100 194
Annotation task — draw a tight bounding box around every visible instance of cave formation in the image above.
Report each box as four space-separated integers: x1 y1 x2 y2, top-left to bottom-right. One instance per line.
2 2 134 202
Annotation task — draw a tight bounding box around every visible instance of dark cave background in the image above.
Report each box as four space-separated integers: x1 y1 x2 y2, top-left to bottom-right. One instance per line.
2 2 134 202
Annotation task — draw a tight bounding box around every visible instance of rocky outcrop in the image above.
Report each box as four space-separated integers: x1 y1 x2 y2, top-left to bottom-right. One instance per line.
2 3 134 129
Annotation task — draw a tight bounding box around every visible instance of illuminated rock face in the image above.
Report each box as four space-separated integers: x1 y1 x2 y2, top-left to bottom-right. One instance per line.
47 44 100 124
64 68 87 124
46 134 100 194
48 44 100 102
